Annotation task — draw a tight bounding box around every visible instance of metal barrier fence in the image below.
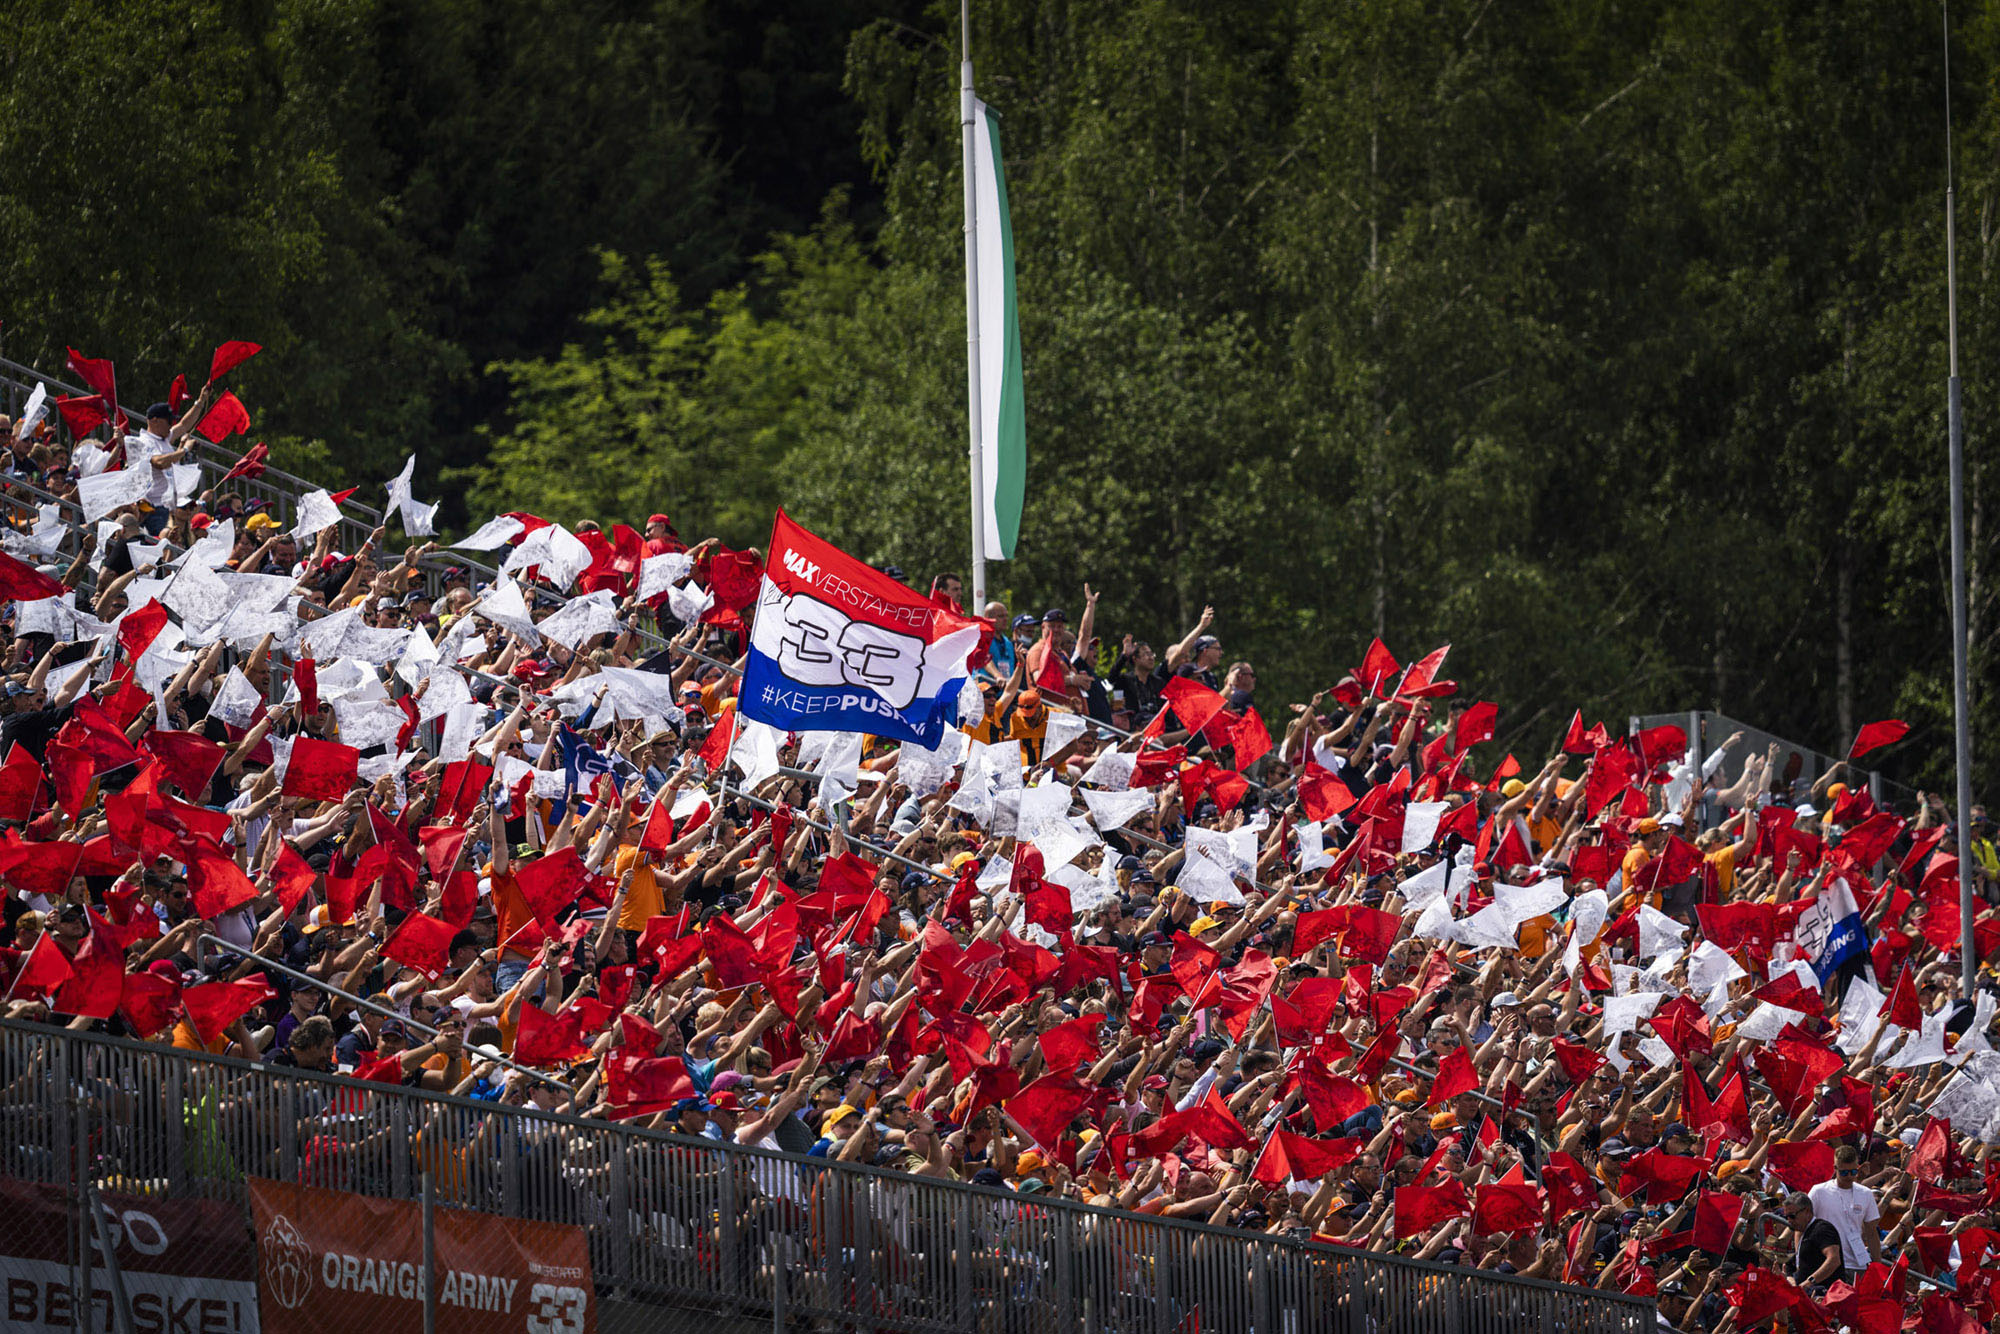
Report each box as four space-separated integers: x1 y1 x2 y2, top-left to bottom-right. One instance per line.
1631 709 1921 830
5 1017 1652 1334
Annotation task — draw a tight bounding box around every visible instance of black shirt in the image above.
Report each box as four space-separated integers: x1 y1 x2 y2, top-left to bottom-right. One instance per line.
1794 1218 1845 1285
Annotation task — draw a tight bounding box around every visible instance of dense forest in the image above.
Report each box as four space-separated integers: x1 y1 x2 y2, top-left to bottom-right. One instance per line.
1 0 1994 792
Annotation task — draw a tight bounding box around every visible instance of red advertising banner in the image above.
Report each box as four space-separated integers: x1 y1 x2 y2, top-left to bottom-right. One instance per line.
0 1175 258 1333
247 1177 595 1334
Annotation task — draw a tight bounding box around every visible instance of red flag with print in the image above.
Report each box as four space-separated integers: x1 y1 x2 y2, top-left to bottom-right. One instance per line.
1473 1181 1544 1235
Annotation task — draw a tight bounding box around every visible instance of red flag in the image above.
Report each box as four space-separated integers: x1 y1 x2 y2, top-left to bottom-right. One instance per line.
282 737 359 801
697 705 737 771
1007 1073 1093 1150
1618 1149 1706 1204
65 347 117 403
638 798 676 854
383 911 455 978
207 340 263 382
418 825 470 882
1766 1140 1837 1190
1297 761 1356 822
188 847 258 919
1396 644 1453 697
1453 701 1498 751
1230 709 1273 768
1724 1268 1808 1326
514 847 588 928
196 391 251 441
606 1054 695 1117
1549 1037 1606 1085
269 841 317 916
142 729 225 799
1358 639 1400 694
1038 1015 1101 1070
54 394 108 438
1394 1179 1470 1239
0 743 43 822
1161 676 1227 736
294 657 320 717
514 1004 589 1064
1427 1045 1476 1107
1884 963 1924 1031
221 441 269 482
0 550 66 603
1693 1191 1744 1252
1849 719 1911 759
57 932 127 1031
181 979 275 1044
117 597 172 663
120 971 182 1036
1473 1181 1544 1235
6 934 74 1000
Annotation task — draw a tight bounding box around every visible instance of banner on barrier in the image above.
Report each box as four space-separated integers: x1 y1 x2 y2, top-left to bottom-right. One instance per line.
247 1177 594 1334
0 1175 258 1333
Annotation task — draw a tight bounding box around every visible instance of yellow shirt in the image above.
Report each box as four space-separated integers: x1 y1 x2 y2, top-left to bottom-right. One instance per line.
1705 845 1738 898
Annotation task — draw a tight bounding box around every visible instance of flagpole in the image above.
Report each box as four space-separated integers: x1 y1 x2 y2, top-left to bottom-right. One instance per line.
961 0 988 609
1944 2 1977 994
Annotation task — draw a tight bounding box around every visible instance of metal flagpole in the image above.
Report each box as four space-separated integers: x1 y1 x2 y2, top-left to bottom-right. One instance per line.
961 0 988 609
1945 3 1978 993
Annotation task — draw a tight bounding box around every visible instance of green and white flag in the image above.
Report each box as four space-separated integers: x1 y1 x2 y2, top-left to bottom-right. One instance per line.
972 98 1024 560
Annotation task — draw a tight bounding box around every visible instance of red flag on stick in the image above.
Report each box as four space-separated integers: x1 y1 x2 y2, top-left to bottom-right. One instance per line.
207 340 262 382
1849 719 1910 759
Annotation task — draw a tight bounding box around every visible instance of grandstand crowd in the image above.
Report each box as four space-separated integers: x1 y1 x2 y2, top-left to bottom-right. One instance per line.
5 360 2000 1334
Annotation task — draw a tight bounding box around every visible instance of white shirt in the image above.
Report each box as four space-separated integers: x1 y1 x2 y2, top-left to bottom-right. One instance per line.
122 430 178 506
1807 1178 1880 1270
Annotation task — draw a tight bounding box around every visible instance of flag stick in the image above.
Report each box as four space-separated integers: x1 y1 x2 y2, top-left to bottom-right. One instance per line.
960 0 988 608
1944 3 1978 994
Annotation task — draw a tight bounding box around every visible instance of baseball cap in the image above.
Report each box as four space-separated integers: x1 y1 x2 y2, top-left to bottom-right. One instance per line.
145 402 172 421
379 1018 409 1040
1011 613 1039 631
1192 635 1220 652
647 513 671 527
245 513 279 534
1042 608 1067 623
1140 930 1170 948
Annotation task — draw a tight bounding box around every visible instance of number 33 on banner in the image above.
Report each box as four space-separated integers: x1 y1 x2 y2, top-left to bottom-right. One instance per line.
527 1283 589 1334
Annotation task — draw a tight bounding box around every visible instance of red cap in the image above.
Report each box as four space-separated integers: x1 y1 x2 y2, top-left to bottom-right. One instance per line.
1142 1075 1170 1091
190 513 213 531
647 513 671 528
709 1091 744 1112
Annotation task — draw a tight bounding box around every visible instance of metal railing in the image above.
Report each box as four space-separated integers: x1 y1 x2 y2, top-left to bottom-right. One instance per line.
1630 709 1920 828
5 1016 1652 1334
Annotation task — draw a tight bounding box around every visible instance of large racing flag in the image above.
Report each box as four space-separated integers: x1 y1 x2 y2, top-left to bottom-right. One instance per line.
741 510 981 746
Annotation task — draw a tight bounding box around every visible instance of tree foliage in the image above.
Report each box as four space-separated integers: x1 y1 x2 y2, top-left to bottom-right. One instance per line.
4 0 1998 790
